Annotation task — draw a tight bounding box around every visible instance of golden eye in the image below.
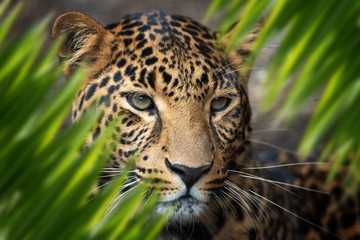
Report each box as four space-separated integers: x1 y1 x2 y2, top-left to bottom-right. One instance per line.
128 95 153 110
211 97 230 112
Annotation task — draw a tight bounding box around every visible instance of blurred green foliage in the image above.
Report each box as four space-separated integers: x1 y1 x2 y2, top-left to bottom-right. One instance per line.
205 0 360 192
0 0 168 239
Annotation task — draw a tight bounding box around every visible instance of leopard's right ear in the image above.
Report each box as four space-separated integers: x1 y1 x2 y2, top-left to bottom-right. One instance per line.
52 12 111 76
219 21 263 88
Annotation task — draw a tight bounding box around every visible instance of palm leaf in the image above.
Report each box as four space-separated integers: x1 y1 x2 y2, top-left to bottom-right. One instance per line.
0 2 167 240
206 0 360 191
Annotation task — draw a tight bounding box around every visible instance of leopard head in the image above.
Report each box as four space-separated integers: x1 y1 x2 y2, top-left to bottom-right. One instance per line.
53 11 259 220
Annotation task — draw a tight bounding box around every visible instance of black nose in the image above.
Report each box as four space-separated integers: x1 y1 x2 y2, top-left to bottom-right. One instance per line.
165 158 212 189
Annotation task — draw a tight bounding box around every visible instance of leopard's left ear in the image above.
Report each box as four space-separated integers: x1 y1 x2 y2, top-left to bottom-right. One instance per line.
52 12 112 77
221 22 263 87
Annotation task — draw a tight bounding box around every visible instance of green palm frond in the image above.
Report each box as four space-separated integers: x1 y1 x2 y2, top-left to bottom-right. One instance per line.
0 1 167 239
205 0 360 192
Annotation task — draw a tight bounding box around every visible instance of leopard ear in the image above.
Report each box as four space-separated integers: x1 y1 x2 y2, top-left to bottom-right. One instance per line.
221 22 263 87
52 12 109 76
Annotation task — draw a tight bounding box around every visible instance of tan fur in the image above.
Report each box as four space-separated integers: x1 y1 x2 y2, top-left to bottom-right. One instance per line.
52 12 114 77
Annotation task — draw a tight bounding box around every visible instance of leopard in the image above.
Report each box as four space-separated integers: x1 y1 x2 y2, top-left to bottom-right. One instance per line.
52 11 360 240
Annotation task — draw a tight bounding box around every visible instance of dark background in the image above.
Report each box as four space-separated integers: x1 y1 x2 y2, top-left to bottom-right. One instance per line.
16 0 315 153
17 0 215 32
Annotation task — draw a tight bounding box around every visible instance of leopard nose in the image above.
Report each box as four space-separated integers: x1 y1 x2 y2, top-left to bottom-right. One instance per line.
165 158 212 189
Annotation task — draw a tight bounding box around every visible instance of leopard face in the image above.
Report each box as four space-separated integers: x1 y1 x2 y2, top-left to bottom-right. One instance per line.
53 10 360 240
53 10 256 220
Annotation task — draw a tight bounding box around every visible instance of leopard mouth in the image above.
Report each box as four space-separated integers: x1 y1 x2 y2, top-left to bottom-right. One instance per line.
156 194 208 220
120 169 212 219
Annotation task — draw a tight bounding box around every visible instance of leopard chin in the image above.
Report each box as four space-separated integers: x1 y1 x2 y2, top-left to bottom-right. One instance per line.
156 196 208 221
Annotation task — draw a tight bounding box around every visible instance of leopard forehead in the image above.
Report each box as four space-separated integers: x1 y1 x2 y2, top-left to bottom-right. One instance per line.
97 10 242 101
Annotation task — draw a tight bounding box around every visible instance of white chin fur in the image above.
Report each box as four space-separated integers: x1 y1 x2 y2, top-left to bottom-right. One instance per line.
156 197 207 221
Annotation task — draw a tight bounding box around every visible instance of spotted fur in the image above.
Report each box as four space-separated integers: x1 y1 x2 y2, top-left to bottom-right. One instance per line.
53 11 360 240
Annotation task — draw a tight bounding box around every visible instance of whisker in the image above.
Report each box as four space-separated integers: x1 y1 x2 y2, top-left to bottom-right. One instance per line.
219 190 240 221
92 175 135 199
223 183 251 212
214 62 237 76
226 179 279 232
252 128 294 133
239 188 272 227
225 180 273 231
99 169 136 180
119 182 137 192
98 173 121 178
222 67 269 77
263 44 280 49
225 181 269 223
188 214 195 240
111 184 135 204
138 187 152 213
224 185 261 224
88 179 116 202
230 170 329 195
212 193 227 218
220 185 259 239
245 189 277 217
212 58 270 78
176 210 183 238
108 177 137 201
249 190 337 237
247 138 298 154
94 180 115 191
105 40 142 65
229 170 299 196
106 181 139 214
101 170 122 173
243 162 332 170
102 167 126 170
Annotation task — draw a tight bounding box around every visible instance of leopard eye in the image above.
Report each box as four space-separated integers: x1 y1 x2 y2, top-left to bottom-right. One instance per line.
128 95 153 110
211 97 231 112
